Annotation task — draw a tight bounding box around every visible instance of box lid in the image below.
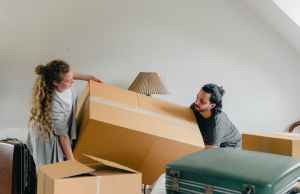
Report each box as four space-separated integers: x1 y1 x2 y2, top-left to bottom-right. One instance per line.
39 160 94 179
83 154 137 173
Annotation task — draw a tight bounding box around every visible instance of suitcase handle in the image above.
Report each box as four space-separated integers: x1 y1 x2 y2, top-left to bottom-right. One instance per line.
167 169 180 178
242 185 255 194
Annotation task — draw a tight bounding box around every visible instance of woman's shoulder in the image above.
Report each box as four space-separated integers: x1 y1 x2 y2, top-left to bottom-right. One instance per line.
52 93 66 110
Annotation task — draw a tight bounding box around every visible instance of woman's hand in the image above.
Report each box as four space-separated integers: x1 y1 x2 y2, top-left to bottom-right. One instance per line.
90 75 103 83
74 72 103 83
58 135 75 161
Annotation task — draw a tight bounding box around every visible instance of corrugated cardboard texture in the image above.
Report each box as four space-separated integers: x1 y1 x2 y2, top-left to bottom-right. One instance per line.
242 131 300 159
38 155 141 194
54 177 98 194
97 173 141 194
74 81 204 184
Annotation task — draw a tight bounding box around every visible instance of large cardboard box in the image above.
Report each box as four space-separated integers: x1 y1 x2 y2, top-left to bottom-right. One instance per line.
38 155 141 194
242 131 300 159
74 81 204 184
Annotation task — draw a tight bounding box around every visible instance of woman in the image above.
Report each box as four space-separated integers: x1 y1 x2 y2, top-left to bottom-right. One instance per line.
27 59 102 167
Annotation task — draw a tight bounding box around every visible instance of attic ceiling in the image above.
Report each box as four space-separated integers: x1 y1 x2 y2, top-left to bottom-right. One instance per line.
245 0 300 55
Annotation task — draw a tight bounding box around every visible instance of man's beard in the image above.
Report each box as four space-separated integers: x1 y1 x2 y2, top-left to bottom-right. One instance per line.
195 105 208 113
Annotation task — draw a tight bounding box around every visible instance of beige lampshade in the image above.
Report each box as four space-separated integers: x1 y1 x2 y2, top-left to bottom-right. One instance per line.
128 72 169 96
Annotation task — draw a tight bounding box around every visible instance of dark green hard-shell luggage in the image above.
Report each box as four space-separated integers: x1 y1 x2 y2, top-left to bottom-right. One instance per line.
166 148 300 194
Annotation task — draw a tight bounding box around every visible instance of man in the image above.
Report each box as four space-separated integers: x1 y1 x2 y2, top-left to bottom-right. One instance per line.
190 83 241 148
151 84 242 194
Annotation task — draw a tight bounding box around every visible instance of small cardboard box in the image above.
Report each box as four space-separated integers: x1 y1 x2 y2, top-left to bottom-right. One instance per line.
74 81 204 184
38 154 142 194
242 131 300 159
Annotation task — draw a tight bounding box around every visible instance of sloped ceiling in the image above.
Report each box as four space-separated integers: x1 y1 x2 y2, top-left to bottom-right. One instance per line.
245 0 300 54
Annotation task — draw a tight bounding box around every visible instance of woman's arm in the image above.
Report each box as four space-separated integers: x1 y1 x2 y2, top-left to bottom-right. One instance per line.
59 135 74 160
73 72 103 83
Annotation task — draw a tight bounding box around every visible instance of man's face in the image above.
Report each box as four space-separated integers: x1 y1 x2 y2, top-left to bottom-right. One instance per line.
194 90 215 112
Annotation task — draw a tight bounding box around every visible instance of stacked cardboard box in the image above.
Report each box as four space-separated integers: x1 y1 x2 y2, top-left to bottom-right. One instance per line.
37 81 205 193
242 131 300 159
38 155 141 194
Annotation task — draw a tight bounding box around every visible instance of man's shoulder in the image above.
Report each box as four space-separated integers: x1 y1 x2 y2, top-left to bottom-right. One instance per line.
215 111 229 121
214 111 234 126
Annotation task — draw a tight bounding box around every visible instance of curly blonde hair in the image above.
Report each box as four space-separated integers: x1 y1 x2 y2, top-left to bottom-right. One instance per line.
29 60 70 134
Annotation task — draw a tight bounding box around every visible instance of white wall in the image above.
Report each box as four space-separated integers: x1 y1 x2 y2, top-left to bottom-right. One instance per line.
273 0 300 27
245 0 300 55
1 0 300 136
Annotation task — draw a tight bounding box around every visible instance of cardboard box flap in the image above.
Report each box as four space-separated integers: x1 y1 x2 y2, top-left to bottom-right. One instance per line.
83 154 137 173
39 160 94 179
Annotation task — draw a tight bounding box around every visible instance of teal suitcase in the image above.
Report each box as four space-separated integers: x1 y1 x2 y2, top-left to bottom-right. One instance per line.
166 148 300 194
